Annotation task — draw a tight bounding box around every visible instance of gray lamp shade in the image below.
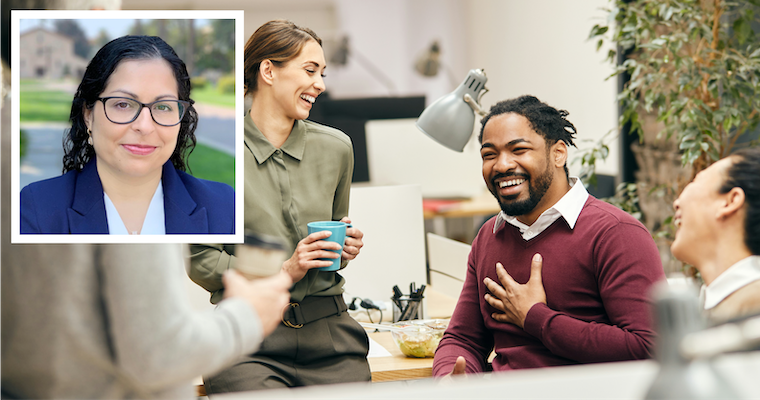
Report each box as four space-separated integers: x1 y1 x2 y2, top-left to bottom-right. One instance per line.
416 69 488 152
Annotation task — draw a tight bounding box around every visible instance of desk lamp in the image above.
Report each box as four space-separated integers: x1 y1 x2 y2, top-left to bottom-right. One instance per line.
416 68 489 152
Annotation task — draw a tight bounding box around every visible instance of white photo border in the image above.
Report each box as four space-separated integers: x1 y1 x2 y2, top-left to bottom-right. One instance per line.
11 9 244 244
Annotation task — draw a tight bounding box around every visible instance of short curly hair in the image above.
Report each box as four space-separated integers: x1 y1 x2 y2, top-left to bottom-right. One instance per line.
478 95 577 178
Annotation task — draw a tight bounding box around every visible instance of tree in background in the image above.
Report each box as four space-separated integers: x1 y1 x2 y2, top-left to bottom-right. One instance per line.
54 19 90 59
585 0 760 274
124 19 235 79
93 28 111 49
193 19 235 80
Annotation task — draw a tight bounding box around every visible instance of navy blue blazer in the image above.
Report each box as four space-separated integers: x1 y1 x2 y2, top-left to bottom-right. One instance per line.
20 159 235 234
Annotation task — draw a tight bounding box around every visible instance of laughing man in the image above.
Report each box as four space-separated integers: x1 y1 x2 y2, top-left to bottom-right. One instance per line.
433 95 666 376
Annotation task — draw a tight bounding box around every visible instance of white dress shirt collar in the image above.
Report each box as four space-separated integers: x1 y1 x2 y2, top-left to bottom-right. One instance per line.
104 181 166 235
493 177 589 240
703 255 760 310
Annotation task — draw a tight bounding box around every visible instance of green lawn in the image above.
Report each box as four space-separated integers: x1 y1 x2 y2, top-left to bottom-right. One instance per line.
20 79 45 87
19 90 73 122
190 85 236 108
186 143 235 188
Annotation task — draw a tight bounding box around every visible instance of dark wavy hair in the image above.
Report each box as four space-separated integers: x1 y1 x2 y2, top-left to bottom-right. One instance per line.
62 35 197 173
478 95 577 179
719 147 760 255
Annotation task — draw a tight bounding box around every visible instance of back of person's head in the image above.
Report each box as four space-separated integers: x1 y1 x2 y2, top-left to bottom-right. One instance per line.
720 147 760 255
63 35 197 173
244 19 321 95
479 95 577 178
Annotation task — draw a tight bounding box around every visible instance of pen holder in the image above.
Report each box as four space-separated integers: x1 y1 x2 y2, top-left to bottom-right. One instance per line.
392 295 423 322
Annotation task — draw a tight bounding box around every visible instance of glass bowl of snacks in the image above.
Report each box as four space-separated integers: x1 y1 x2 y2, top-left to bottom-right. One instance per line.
390 319 449 358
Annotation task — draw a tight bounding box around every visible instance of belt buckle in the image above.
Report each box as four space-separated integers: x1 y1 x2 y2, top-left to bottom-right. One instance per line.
282 302 303 328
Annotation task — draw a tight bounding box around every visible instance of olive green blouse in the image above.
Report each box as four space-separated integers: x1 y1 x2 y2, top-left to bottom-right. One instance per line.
189 113 354 303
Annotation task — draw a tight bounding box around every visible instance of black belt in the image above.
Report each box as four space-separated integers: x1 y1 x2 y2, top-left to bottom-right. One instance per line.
282 295 347 328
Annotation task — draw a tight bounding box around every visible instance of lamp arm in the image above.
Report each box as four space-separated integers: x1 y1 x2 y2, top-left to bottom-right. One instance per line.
463 93 487 116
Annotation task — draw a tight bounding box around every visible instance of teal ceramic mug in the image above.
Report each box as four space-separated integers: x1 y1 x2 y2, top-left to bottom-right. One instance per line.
307 221 352 271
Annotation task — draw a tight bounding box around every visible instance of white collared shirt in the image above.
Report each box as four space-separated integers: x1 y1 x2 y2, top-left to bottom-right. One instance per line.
703 255 760 310
104 181 166 235
492 177 589 240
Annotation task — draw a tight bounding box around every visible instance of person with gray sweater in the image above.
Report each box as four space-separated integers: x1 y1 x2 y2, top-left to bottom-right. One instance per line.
1 7 287 399
1 244 291 399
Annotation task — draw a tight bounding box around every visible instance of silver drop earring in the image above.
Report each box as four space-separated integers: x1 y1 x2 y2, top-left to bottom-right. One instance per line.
87 130 93 146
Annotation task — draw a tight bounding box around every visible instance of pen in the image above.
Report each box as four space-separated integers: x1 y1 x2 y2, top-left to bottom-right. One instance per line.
399 301 410 321
391 285 403 312
415 284 426 299
393 285 403 301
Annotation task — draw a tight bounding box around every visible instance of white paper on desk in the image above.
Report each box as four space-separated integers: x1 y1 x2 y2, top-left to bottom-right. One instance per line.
367 336 393 358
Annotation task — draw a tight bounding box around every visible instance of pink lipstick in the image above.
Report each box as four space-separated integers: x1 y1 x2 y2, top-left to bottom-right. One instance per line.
122 144 156 156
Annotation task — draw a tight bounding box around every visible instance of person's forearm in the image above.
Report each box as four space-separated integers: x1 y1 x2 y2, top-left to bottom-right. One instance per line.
433 258 493 376
523 303 655 362
433 339 489 376
525 220 664 363
188 244 234 303
103 245 262 389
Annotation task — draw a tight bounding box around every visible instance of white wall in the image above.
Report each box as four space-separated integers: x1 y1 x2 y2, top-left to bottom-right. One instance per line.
124 0 620 182
365 119 485 198
336 0 619 194
328 0 470 103
465 0 619 176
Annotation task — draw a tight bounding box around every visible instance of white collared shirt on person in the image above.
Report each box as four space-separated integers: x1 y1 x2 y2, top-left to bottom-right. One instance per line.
104 181 166 235
702 255 760 310
492 176 589 240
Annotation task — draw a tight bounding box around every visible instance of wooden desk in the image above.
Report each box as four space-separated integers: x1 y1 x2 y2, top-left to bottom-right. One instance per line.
423 192 500 220
423 192 500 243
367 331 434 382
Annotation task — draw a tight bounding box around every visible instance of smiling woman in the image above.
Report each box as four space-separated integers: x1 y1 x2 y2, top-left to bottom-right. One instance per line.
188 20 370 394
670 148 760 322
19 35 235 235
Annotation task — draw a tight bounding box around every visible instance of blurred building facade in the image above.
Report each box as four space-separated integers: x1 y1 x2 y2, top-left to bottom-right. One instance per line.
19 27 88 79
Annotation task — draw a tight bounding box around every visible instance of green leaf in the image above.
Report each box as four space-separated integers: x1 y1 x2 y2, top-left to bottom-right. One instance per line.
679 141 694 150
597 38 604 52
733 18 751 46
724 118 733 133
707 144 720 161
589 24 609 40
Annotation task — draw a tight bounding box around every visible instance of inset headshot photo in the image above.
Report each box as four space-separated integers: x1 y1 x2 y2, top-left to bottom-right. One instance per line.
11 10 244 243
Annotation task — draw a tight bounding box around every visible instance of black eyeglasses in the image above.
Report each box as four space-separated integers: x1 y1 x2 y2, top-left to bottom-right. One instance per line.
97 97 191 127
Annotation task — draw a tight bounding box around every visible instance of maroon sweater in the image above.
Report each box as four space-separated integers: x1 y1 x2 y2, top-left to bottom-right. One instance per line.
433 196 665 375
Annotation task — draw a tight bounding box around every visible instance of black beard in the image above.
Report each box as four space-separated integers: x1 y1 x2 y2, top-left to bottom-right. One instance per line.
492 163 553 217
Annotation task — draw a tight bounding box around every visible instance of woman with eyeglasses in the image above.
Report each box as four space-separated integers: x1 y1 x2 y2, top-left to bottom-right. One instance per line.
20 35 234 234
